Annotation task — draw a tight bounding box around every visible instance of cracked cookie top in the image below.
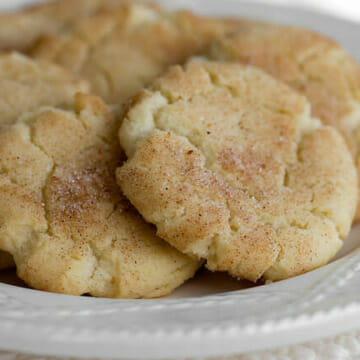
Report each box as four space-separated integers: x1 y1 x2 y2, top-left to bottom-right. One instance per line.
0 0 140 52
0 52 89 127
207 23 360 220
117 60 357 282
0 55 198 298
32 2 248 104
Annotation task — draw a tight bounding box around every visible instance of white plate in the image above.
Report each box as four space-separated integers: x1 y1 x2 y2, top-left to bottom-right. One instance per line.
1 1 360 359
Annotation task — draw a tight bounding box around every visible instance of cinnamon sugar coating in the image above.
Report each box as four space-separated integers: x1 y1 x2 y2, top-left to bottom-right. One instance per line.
32 2 250 104
208 24 360 221
117 60 357 281
0 251 14 270
0 54 198 297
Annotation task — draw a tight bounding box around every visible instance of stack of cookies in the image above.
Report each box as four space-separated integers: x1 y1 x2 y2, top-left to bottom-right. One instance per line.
0 0 358 298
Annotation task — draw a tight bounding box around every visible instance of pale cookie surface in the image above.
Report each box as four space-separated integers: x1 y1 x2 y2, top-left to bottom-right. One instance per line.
207 24 360 221
0 92 198 298
0 251 14 270
32 2 247 104
117 60 357 281
0 53 197 297
0 0 138 52
0 52 87 272
0 52 89 126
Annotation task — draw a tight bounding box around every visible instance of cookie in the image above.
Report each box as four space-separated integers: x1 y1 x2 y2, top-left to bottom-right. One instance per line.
0 52 89 127
117 60 357 281
32 2 248 104
0 51 88 272
207 24 360 221
0 251 14 270
0 91 199 298
0 53 197 297
0 0 139 52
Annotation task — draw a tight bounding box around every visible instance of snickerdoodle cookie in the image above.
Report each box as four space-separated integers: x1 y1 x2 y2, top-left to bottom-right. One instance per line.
0 52 89 126
0 93 198 298
0 251 14 270
117 60 357 281
0 53 198 297
207 24 360 221
32 2 248 104
0 0 140 52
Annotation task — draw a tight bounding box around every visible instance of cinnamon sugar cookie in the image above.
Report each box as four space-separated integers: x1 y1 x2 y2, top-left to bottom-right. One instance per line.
207 24 360 221
0 52 89 126
117 60 357 281
32 2 247 104
0 53 198 297
0 93 198 298
0 51 88 272
0 0 139 52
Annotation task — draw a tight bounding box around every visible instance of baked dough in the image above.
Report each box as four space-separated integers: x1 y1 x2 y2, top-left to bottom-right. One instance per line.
117 60 357 281
0 52 89 127
0 251 14 270
207 24 360 221
0 93 199 298
0 51 88 272
0 0 139 52
32 2 249 104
